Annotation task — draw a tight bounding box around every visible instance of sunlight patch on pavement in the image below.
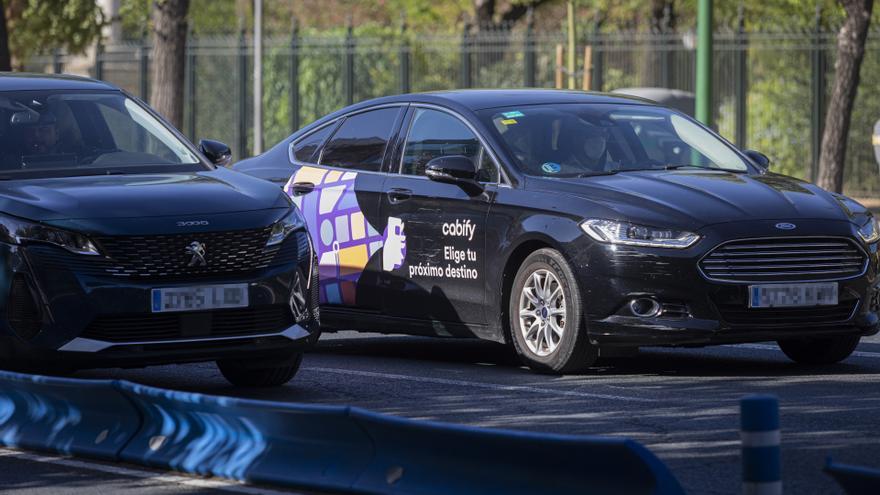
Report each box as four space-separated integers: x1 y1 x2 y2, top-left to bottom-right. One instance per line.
307 367 655 402
727 343 880 359
0 448 300 494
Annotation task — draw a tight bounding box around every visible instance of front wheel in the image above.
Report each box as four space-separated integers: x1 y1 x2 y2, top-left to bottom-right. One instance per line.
509 248 598 374
217 353 303 387
777 335 860 365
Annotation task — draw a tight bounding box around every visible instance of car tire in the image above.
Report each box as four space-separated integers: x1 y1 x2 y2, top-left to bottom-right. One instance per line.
777 335 861 365
509 248 598 374
217 352 303 387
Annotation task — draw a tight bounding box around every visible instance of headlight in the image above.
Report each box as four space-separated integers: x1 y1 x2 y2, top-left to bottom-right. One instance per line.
581 219 700 249
0 213 100 255
266 207 305 247
858 216 880 243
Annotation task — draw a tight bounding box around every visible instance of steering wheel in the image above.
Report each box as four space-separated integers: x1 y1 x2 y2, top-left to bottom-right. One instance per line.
77 147 119 165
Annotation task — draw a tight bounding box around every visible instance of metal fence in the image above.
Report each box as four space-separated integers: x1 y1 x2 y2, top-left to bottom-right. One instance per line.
23 24 880 199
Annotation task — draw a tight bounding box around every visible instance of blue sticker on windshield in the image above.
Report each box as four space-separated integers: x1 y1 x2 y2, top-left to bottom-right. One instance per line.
502 111 525 118
541 162 561 174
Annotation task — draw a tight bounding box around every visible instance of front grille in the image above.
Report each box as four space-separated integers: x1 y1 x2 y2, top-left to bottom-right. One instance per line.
7 274 42 339
95 227 277 280
716 299 859 327
699 237 867 283
82 305 293 343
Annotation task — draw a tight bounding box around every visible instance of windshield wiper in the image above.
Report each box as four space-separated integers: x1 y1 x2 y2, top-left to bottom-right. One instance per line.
575 170 619 178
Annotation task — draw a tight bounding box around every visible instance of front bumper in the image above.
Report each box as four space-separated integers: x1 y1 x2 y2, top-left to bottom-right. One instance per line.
567 219 880 347
0 230 319 368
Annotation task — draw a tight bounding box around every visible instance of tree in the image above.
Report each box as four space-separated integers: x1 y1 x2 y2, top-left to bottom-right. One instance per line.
0 1 10 71
149 0 190 129
473 0 552 28
0 0 104 70
817 0 874 192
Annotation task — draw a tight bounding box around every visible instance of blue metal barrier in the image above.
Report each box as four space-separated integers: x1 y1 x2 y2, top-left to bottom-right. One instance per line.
825 457 880 495
350 407 685 495
115 381 374 492
740 394 781 495
0 371 140 459
0 371 687 495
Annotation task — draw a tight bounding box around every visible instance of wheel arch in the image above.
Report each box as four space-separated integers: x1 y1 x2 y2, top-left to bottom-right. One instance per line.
496 234 569 344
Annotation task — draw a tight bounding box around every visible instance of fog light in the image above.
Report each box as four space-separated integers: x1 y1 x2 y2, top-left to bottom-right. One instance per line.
629 297 661 318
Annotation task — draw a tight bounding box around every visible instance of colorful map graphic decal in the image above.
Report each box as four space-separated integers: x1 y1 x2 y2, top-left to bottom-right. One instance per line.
285 166 405 305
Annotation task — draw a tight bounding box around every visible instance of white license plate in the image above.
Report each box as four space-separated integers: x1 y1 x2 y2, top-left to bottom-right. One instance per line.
748 282 838 308
151 284 249 313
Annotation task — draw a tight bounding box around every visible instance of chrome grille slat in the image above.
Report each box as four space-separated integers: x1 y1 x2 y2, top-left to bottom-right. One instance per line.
699 237 868 283
703 256 863 264
707 249 860 257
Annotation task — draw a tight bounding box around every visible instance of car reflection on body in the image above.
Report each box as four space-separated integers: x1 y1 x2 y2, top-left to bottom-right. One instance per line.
0 74 318 386
235 89 879 374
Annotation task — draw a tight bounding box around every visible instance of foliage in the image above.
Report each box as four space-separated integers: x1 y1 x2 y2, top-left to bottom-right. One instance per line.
7 0 104 61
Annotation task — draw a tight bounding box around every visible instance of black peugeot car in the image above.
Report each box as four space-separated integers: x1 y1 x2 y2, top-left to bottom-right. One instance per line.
0 74 318 386
235 89 879 374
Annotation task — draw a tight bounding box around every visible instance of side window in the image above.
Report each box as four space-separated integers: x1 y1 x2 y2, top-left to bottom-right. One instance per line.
401 108 482 177
319 107 400 172
290 124 335 164
476 147 499 183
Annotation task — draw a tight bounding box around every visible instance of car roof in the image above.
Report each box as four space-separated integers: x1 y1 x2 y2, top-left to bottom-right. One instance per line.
349 89 658 113
0 73 118 92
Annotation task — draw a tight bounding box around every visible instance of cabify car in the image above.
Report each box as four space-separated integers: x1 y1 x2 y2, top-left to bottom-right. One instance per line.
0 74 318 386
235 89 879 373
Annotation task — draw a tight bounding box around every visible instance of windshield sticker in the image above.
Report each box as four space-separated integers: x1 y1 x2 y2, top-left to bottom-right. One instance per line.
500 118 518 126
502 110 525 118
541 162 561 174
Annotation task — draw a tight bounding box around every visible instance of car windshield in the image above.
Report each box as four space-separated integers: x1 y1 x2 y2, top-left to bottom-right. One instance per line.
478 103 751 177
0 90 203 179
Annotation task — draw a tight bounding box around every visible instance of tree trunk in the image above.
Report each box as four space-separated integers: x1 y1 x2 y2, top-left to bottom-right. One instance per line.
0 0 12 72
816 0 873 193
149 0 190 130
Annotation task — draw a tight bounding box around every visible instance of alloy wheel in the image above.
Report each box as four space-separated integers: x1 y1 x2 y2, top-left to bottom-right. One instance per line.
518 269 566 357
289 270 308 322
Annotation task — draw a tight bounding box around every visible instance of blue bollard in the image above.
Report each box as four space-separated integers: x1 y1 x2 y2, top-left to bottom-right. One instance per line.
741 394 782 495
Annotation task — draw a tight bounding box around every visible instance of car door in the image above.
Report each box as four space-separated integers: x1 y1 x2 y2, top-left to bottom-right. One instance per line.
286 105 405 311
378 106 500 327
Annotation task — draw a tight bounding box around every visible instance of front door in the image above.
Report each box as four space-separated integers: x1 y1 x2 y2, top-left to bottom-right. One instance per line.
378 107 499 328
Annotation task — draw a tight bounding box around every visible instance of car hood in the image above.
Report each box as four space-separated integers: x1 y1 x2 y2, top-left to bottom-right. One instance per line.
528 169 865 230
0 167 289 223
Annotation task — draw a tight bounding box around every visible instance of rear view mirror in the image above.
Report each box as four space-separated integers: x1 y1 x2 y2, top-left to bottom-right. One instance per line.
199 139 232 167
744 149 770 169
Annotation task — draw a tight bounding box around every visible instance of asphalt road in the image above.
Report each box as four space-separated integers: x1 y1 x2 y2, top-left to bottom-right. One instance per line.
6 331 880 494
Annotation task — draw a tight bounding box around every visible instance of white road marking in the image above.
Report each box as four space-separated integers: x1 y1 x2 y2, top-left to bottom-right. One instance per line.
307 367 655 402
727 343 880 359
0 448 299 494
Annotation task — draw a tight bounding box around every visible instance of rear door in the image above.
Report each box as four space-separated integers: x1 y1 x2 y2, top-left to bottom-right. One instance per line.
287 105 405 311
378 106 500 327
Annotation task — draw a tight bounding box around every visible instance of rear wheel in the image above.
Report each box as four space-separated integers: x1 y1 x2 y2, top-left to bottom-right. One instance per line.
217 352 303 387
509 248 598 374
777 335 860 365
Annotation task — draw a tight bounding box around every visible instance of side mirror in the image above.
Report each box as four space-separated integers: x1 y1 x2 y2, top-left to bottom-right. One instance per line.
199 139 232 167
425 155 483 195
744 149 770 169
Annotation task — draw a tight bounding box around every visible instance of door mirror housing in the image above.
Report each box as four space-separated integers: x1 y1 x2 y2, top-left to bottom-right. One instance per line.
425 155 483 195
744 149 770 169
199 139 232 167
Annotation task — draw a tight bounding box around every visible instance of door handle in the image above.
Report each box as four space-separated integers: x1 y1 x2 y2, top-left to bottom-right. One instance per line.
388 188 412 204
291 181 315 196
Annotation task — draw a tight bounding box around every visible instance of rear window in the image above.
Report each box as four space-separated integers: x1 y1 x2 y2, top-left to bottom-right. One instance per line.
318 107 401 172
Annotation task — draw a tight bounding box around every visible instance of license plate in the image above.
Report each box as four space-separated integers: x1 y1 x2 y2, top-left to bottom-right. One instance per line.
151 284 249 313
748 282 838 308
